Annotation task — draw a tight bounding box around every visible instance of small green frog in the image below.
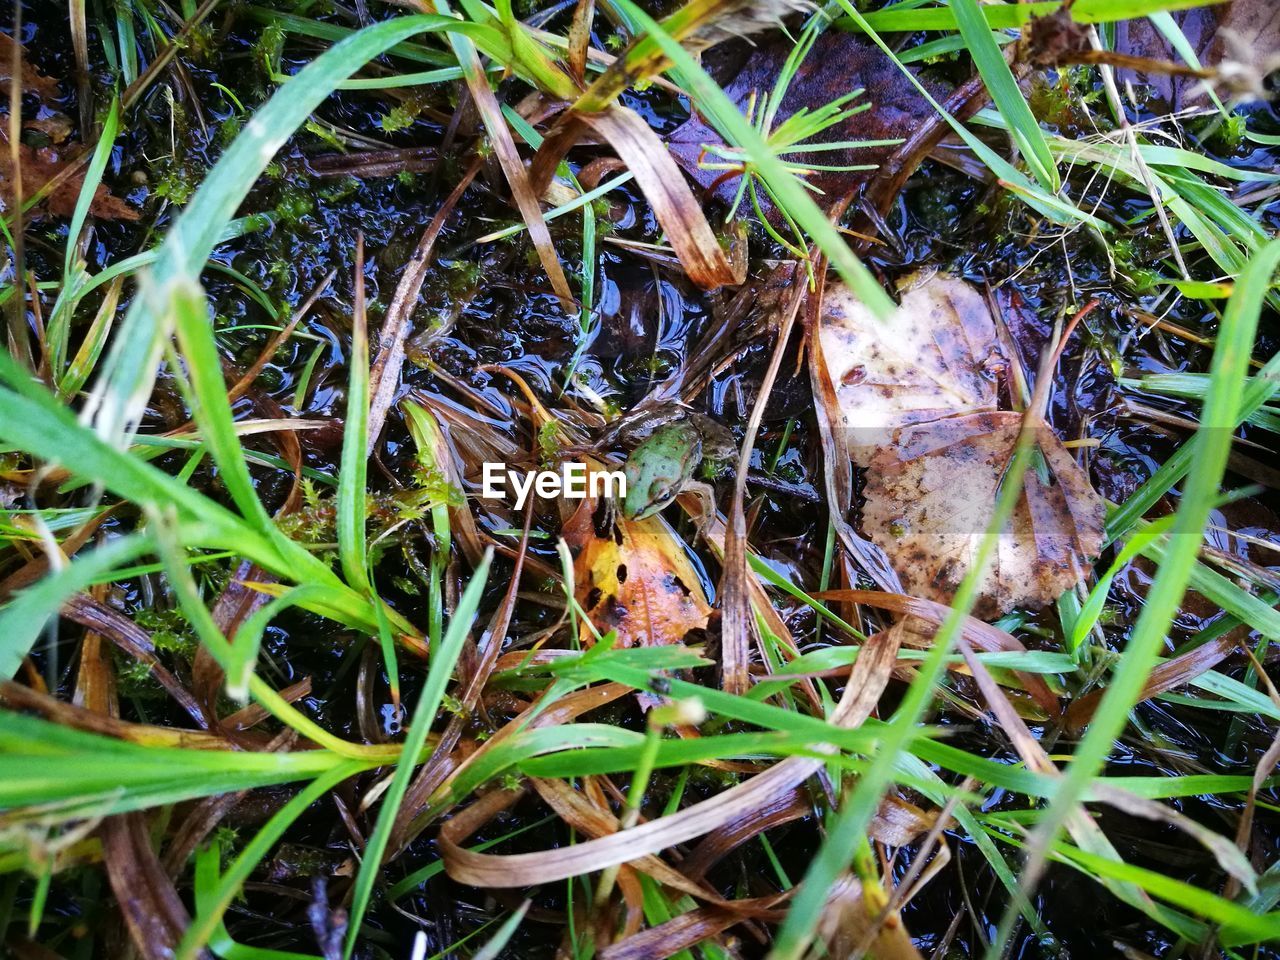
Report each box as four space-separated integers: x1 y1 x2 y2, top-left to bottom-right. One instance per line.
621 416 735 521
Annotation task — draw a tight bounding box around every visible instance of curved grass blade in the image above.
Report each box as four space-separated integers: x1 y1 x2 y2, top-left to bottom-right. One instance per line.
338 237 371 596
176 764 362 960
0 533 153 680
98 14 476 455
169 280 275 534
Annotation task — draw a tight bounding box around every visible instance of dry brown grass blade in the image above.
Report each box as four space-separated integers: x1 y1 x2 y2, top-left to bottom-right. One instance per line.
366 158 481 454
957 638 1255 893
67 0 91 136
1065 627 1246 731
162 791 247 880
571 0 810 113
0 508 114 598
531 105 742 290
695 508 825 714
226 269 333 412
819 875 923 960
73 581 117 715
599 898 786 960
70 582 204 960
804 269 903 593
181 563 276 715
568 0 596 85
455 40 575 308
441 625 899 889
5 13 30 371
719 278 805 694
100 813 200 960
817 589 1060 716
62 594 212 728
0 681 226 748
389 500 536 848
1228 647 1280 900
252 395 305 516
221 678 311 732
395 682 636 854
529 777 722 902
682 789 810 880
306 145 438 179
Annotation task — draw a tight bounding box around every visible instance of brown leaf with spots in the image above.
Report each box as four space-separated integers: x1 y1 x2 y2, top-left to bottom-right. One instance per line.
863 412 1104 618
563 463 711 651
821 271 1105 617
0 33 61 101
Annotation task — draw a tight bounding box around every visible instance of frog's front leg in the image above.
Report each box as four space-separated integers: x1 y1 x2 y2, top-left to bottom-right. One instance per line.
681 479 718 533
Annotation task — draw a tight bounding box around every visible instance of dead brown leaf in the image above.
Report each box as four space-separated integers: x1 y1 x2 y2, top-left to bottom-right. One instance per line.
820 271 1105 617
819 270 1001 458
667 31 938 217
863 412 1104 618
1113 1 1280 106
819 875 923 960
0 128 139 221
0 34 137 221
563 464 712 650
0 33 60 101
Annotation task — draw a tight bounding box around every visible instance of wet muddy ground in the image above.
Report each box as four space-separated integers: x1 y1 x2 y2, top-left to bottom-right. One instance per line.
6 2 1280 957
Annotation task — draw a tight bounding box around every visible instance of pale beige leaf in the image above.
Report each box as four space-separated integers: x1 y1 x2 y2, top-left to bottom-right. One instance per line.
821 271 1104 616
819 269 1001 457
863 412 1104 618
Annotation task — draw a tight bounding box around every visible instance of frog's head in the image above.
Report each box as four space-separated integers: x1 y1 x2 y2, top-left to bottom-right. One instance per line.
618 421 701 520
621 460 677 520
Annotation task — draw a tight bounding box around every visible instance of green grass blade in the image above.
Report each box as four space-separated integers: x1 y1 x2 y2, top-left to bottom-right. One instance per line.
177 764 362 960
851 0 1228 32
169 280 275 532
950 0 1058 192
768 429 1043 958
990 239 1280 956
337 257 371 595
0 533 153 680
834 0 1096 228
610 0 894 317
102 14 466 458
1107 351 1280 541
342 547 494 959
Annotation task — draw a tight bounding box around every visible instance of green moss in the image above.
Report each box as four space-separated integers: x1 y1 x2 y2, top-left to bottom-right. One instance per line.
134 608 198 658
272 186 314 226
254 19 286 83
1205 112 1248 153
379 103 420 134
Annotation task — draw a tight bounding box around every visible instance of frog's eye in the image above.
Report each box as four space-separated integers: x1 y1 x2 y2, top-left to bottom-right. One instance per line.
651 484 673 505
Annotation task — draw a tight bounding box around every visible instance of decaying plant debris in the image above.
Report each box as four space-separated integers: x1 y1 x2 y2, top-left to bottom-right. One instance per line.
0 1 1279 958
